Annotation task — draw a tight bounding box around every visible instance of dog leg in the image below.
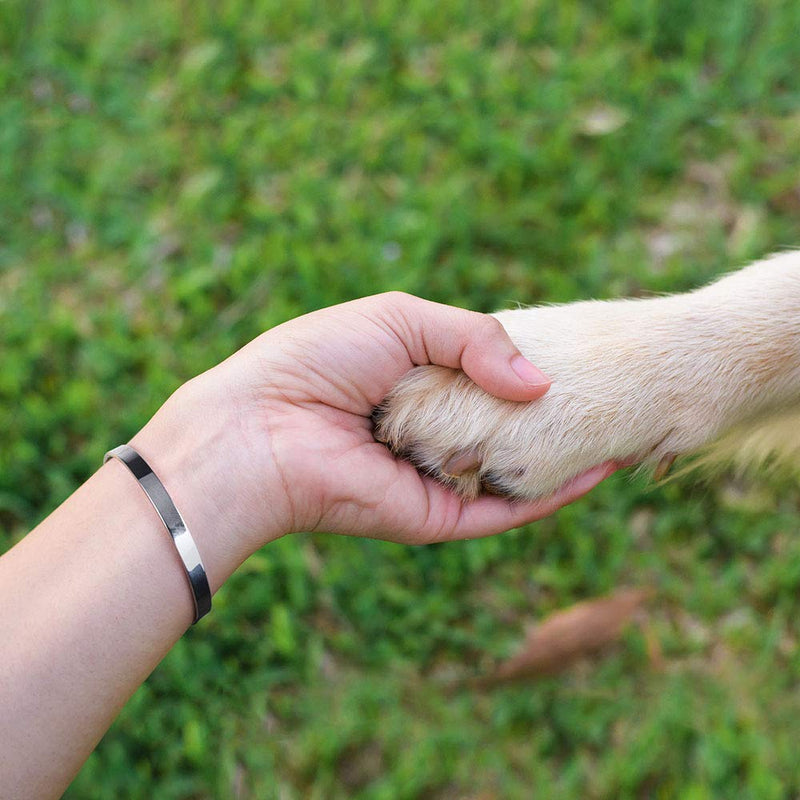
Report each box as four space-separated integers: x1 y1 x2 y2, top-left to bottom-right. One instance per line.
374 252 800 499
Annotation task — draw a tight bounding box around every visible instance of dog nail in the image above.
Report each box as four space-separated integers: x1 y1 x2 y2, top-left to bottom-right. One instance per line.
653 454 676 481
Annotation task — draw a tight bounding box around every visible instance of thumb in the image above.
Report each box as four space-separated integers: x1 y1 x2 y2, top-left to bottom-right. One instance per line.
460 315 552 402
389 294 551 402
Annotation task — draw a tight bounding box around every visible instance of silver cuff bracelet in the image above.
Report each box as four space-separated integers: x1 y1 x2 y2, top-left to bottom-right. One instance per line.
104 444 212 624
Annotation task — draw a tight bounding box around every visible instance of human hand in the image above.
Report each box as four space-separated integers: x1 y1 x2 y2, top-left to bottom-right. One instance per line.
133 293 618 586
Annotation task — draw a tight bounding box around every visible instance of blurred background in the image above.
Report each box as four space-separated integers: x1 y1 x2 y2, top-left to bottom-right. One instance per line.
3 1 800 797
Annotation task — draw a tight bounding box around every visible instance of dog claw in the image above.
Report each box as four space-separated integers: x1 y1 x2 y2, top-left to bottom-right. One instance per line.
653 453 676 481
442 448 482 478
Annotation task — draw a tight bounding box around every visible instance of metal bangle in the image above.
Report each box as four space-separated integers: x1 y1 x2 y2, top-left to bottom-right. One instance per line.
104 444 212 624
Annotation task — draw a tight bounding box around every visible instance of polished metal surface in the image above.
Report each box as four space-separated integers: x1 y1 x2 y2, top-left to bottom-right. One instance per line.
104 444 212 624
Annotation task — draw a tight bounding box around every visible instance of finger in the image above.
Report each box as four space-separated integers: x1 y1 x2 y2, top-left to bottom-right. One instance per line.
430 461 618 542
389 294 551 402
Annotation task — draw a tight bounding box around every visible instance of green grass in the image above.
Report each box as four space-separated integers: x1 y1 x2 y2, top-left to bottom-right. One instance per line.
3 1 800 797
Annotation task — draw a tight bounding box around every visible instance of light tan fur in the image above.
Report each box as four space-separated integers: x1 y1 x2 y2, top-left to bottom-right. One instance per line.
373 252 800 499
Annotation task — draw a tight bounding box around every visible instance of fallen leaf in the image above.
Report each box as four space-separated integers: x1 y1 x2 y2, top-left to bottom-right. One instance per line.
476 588 652 687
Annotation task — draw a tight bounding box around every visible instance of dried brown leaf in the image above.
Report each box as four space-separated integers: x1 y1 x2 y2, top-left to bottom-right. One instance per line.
477 588 652 687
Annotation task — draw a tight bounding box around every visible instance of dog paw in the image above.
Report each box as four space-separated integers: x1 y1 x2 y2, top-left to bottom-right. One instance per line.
373 301 731 500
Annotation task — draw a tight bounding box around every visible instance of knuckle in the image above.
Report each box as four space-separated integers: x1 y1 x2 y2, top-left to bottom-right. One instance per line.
479 314 509 343
380 290 416 306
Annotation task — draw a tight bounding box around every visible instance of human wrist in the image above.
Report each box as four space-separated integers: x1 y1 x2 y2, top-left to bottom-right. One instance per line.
128 375 291 593
104 444 212 623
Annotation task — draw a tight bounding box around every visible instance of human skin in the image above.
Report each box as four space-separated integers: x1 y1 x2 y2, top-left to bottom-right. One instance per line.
0 292 617 798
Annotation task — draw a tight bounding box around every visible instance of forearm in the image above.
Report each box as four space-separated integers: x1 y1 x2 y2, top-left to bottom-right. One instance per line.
0 461 208 798
0 379 286 799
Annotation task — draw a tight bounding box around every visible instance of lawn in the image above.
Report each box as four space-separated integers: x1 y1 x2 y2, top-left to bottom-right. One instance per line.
3 1 800 797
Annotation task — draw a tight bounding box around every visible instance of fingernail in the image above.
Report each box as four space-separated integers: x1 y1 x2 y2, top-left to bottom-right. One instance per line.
510 354 551 387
